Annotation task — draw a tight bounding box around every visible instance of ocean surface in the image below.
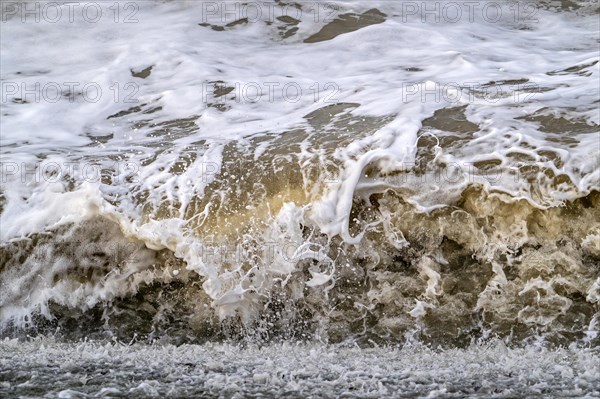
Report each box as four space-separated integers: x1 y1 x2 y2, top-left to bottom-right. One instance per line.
1 0 599 397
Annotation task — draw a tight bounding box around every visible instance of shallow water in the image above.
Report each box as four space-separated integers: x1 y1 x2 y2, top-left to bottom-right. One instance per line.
1 339 599 398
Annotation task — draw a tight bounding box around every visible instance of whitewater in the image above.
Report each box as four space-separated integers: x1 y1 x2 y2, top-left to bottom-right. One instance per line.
1 0 599 397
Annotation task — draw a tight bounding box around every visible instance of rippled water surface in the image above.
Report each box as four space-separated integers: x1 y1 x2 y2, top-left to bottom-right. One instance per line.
2 339 599 398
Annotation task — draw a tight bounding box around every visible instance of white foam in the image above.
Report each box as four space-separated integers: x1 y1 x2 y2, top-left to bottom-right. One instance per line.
1 0 598 327
1 339 599 398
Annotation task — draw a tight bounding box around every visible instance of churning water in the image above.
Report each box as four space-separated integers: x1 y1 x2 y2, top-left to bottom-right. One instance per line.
1 0 599 397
